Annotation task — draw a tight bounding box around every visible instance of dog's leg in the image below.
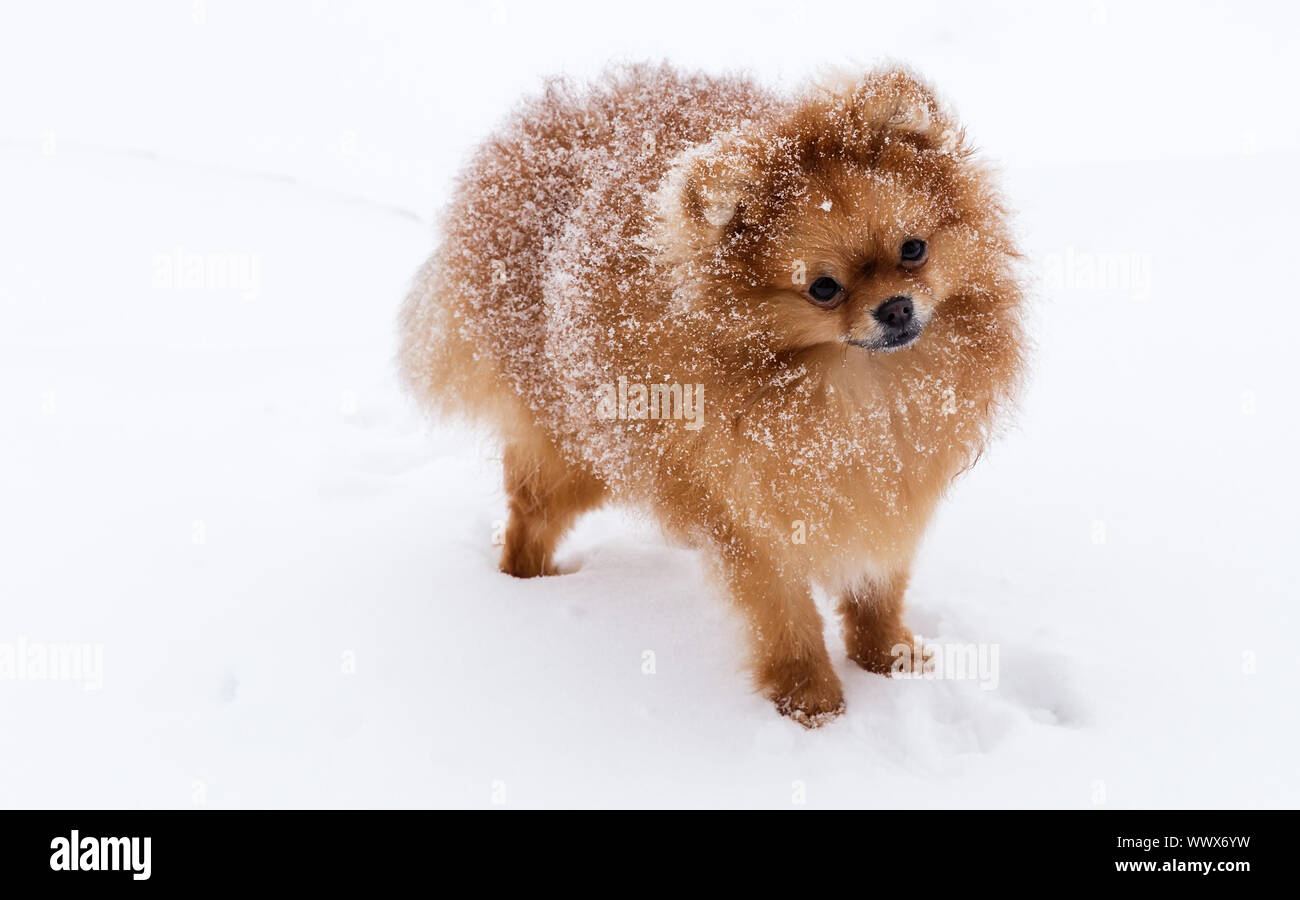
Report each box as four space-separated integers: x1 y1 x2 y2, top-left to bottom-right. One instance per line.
500 439 605 578
838 571 917 674
720 551 844 727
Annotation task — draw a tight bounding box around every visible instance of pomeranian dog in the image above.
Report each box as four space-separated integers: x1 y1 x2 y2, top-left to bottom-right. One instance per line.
400 64 1025 726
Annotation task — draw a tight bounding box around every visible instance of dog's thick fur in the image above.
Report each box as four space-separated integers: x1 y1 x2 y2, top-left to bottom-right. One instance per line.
400 64 1025 726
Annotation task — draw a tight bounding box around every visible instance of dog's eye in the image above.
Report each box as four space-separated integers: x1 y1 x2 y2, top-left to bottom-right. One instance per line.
808 276 842 305
900 238 928 268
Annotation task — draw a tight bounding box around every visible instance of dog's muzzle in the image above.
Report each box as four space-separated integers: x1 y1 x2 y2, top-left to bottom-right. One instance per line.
847 295 927 351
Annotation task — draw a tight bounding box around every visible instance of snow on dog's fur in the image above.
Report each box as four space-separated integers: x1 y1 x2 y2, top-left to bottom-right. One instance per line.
399 63 1026 726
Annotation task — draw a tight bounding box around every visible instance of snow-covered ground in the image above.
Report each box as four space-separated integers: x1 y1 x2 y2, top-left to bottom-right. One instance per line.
2 1 1297 807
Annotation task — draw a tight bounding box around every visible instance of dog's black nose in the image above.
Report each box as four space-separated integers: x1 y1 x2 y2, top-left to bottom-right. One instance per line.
874 296 914 330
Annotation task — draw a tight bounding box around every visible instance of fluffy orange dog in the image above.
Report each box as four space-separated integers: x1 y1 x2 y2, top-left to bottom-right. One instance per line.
400 64 1025 726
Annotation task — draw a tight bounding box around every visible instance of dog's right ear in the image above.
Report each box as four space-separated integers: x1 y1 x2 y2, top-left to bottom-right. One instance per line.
652 129 761 258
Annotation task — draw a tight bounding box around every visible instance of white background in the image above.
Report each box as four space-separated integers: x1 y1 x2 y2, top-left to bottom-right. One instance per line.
2 0 1297 807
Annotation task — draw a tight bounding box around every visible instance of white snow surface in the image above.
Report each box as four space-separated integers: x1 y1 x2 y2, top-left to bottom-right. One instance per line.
2 1 1298 808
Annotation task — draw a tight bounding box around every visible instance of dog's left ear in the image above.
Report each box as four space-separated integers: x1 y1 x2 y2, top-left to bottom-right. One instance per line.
823 67 963 155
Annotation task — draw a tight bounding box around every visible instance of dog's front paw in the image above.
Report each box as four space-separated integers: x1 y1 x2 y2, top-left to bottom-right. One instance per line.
770 670 845 728
777 694 846 729
849 625 922 676
499 540 557 578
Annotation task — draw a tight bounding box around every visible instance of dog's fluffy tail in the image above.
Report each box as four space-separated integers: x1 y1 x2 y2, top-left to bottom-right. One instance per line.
397 249 527 437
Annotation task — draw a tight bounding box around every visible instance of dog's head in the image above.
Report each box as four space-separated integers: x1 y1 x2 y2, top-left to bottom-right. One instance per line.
653 68 1017 358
